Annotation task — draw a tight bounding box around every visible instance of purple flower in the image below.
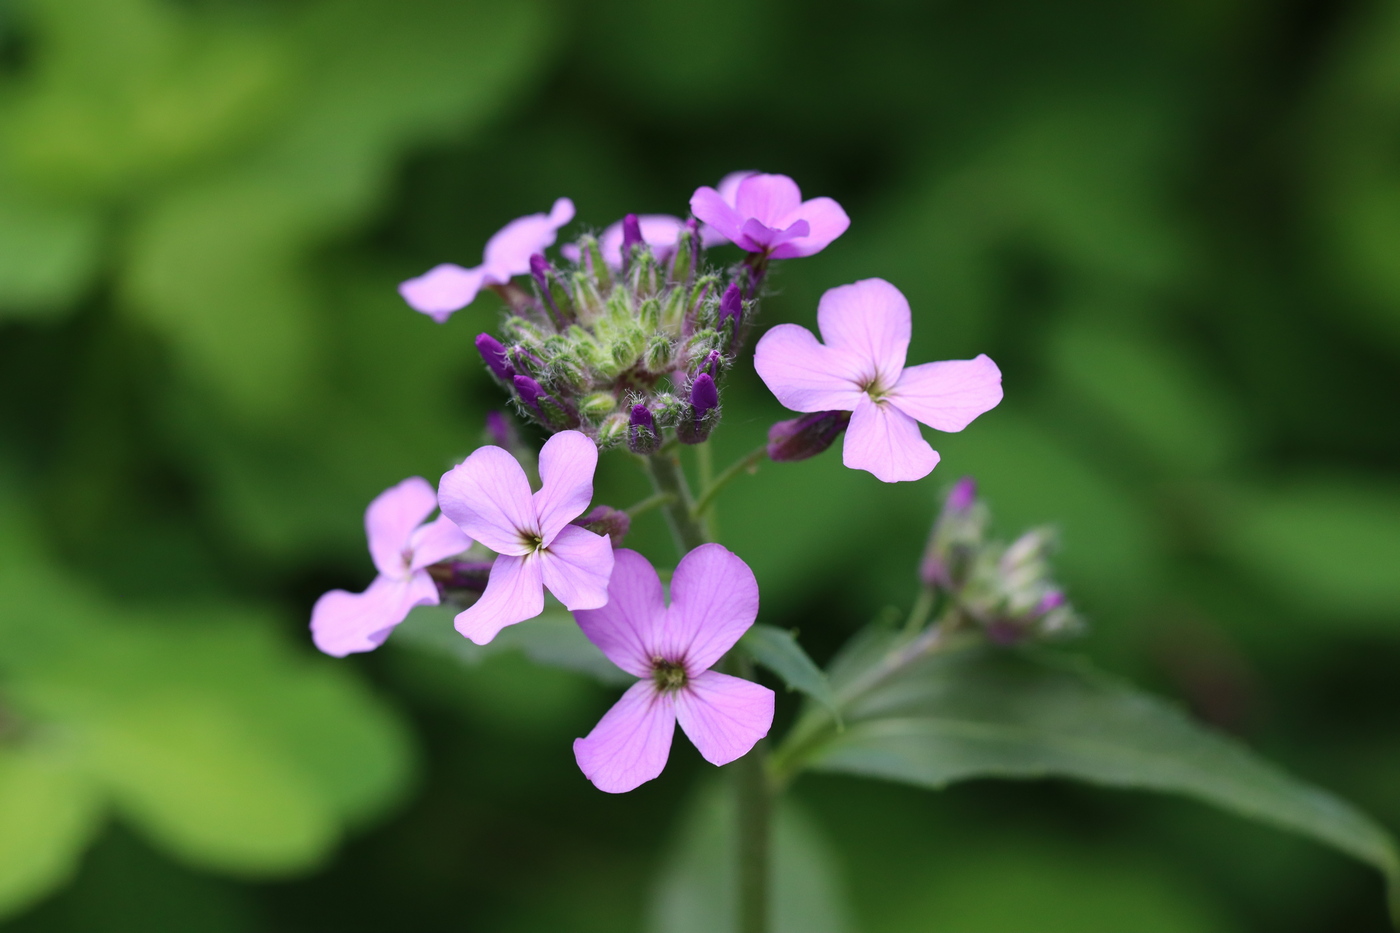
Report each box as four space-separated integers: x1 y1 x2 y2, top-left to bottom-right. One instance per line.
690 173 849 259
437 430 615 644
573 546 774 793
399 198 575 322
563 214 688 269
696 170 758 245
311 477 472 657
754 278 1003 483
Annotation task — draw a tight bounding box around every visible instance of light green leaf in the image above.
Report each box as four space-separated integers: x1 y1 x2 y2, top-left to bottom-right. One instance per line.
646 780 856 933
739 624 839 716
782 641 1400 919
0 189 103 316
0 748 103 917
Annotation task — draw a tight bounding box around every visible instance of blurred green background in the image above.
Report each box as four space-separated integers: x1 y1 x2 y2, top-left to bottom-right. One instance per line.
2 0 1399 930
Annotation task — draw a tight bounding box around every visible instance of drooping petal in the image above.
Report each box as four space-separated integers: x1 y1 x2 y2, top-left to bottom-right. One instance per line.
844 395 940 483
532 430 598 544
453 553 544 645
664 543 760 674
407 514 472 570
438 446 537 556
689 186 744 244
481 197 576 279
364 477 438 578
539 525 614 611
598 214 686 268
674 671 775 766
311 573 438 658
698 171 757 246
573 680 676 794
573 548 665 678
753 324 867 413
733 174 804 226
768 197 850 259
816 278 911 390
398 264 489 322
888 354 1004 432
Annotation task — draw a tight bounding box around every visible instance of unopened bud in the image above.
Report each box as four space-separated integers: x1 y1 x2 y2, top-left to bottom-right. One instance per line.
644 334 674 372
621 214 643 274
718 282 743 349
529 253 566 329
676 374 719 444
767 410 850 462
571 505 631 547
698 349 721 380
476 333 516 384
627 404 660 454
919 476 989 590
513 375 579 431
947 476 977 511
485 411 515 448
579 392 617 420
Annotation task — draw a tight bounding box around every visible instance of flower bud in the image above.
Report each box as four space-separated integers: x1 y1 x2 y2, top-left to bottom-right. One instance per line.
919 477 988 590
718 282 743 349
644 333 674 372
621 214 643 269
697 349 721 380
426 559 495 593
676 373 719 444
627 403 660 454
767 410 850 462
513 375 579 431
529 253 564 329
670 220 698 286
571 505 631 547
475 333 516 384
579 392 617 420
485 410 515 448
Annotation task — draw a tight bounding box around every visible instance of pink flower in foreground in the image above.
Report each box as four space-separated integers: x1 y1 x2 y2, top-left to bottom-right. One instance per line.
754 278 1003 483
690 172 849 258
437 430 614 645
311 477 472 657
399 198 575 322
573 546 774 794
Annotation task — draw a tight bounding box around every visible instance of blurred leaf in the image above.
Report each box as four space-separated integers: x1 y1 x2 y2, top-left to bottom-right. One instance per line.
1219 478 1400 623
783 640 1400 917
647 780 855 933
739 624 839 716
0 189 103 316
0 748 103 917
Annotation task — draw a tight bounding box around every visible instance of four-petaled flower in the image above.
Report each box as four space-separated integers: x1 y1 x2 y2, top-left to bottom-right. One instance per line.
690 172 849 259
438 430 615 644
399 198 575 322
754 277 1003 483
573 546 775 794
311 477 472 657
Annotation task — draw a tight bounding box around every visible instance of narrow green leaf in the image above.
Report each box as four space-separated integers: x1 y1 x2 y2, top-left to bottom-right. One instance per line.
739 624 840 716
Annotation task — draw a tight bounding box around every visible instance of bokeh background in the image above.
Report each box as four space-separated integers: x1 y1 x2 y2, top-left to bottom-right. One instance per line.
2 0 1399 930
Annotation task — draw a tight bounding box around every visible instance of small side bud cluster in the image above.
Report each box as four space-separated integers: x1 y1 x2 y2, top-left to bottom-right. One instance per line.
921 478 1084 645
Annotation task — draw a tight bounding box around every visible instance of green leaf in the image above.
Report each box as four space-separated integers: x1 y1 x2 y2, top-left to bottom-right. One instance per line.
0 188 103 316
781 639 1400 919
0 748 103 917
646 780 855 933
739 624 839 716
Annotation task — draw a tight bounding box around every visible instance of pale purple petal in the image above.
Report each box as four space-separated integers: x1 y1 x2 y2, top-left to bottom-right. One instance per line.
888 354 1004 432
816 278 911 390
664 543 759 674
572 548 664 678
438 446 538 556
539 525 614 611
768 197 850 259
365 477 438 579
717 170 757 203
844 396 940 483
574 680 676 794
407 514 472 570
690 186 744 244
532 430 598 543
675 671 775 766
753 323 867 413
311 573 438 657
398 264 489 322
598 215 686 268
481 197 576 279
734 174 804 227
453 553 544 645
737 217 810 253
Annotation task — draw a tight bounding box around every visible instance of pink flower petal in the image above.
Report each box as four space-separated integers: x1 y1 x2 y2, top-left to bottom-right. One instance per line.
675 670 775 766
664 543 759 673
453 553 544 645
438 446 537 556
539 524 614 611
844 396 940 483
699 170 756 246
398 264 489 322
408 514 472 571
734 174 804 227
572 548 665 678
573 680 676 793
689 186 744 244
481 197 576 279
889 354 1004 432
598 215 686 268
753 324 867 413
533 430 599 544
311 573 438 657
768 197 850 259
817 278 911 391
365 477 438 578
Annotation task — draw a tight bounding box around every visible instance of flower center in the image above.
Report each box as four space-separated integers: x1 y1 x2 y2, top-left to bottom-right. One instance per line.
520 531 545 553
651 659 687 692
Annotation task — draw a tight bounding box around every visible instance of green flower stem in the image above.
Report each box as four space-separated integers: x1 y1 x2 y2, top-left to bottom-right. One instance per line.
903 586 936 634
642 451 710 556
729 654 773 933
623 491 676 519
691 443 769 519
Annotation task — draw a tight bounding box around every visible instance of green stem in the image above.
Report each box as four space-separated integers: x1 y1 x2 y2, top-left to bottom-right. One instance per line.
623 491 675 519
692 443 768 519
730 654 772 933
642 451 710 556
903 587 936 634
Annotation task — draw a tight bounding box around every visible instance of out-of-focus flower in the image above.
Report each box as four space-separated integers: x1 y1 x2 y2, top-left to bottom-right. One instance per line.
311 478 471 656
437 431 614 644
562 214 689 269
399 198 575 321
754 278 1003 483
919 477 987 589
573 546 774 793
690 173 849 258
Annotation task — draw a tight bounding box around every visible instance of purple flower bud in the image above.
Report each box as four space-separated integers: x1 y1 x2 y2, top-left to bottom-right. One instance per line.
529 253 564 329
621 214 644 254
426 559 495 593
513 375 578 431
571 505 631 548
689 373 718 419
475 333 516 383
485 411 513 448
677 374 720 444
1034 590 1066 615
766 410 851 462
719 282 743 333
699 349 721 379
947 476 977 511
627 403 660 454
